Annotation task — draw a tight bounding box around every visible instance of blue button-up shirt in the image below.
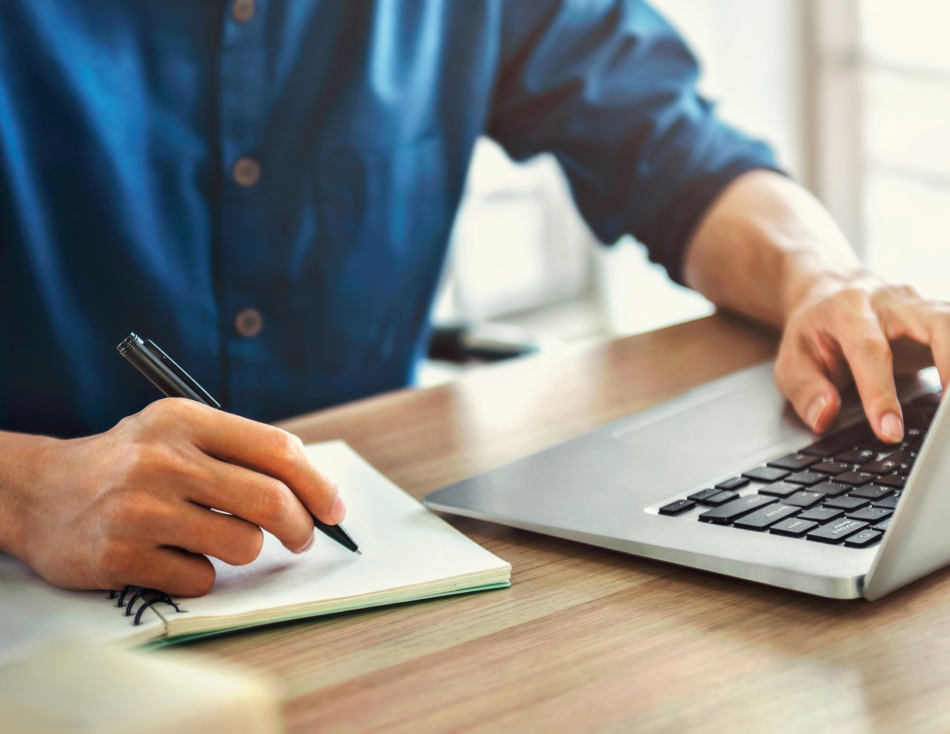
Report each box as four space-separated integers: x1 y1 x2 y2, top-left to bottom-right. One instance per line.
0 0 776 437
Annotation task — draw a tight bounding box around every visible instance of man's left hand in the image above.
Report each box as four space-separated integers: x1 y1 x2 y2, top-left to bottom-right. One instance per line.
774 276 950 443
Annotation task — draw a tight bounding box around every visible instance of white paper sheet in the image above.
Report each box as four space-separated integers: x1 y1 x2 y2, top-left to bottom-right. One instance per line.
175 441 509 633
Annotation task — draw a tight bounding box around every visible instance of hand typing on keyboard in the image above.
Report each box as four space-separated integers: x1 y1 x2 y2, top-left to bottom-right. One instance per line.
681 170 948 446
772 282 946 444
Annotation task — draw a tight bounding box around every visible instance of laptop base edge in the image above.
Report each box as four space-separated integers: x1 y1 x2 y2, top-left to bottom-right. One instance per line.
425 500 866 600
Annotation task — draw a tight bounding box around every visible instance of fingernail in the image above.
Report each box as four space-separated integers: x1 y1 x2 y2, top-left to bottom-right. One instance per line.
806 395 828 430
882 412 904 443
329 495 347 525
295 530 316 554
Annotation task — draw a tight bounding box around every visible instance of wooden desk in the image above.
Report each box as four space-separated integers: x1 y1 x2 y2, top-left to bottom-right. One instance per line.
183 315 950 733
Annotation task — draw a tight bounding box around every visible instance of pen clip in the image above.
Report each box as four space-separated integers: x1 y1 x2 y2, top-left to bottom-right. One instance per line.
141 340 222 409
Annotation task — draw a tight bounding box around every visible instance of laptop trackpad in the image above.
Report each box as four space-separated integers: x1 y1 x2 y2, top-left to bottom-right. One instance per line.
427 363 814 535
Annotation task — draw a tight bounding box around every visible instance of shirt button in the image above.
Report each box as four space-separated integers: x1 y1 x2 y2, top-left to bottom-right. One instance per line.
232 0 255 22
235 308 264 338
233 157 261 187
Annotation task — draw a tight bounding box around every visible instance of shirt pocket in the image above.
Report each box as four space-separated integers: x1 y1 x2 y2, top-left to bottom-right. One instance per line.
311 136 452 376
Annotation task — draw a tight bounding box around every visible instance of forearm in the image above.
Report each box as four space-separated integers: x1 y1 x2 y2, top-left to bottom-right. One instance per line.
683 170 870 327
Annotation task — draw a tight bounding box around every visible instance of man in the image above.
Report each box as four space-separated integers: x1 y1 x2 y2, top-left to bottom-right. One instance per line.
0 1 946 597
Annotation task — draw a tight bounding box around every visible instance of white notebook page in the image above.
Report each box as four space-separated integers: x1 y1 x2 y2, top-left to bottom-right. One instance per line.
168 441 510 635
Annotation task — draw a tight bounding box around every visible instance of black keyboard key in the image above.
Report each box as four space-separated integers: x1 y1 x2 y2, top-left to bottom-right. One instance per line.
798 506 845 523
849 484 894 501
872 495 900 510
810 481 851 497
742 467 790 483
807 518 869 544
758 481 802 498
703 491 739 506
859 457 903 474
836 449 876 464
909 415 936 429
659 499 695 515
902 415 928 434
847 506 893 523
771 517 819 537
768 453 819 471
811 460 850 475
785 471 830 486
715 476 751 491
688 488 725 504
873 518 892 531
904 406 928 422
835 471 877 486
911 392 941 408
734 503 800 531
860 438 901 453
880 449 913 464
824 495 870 511
698 494 777 525
877 473 905 488
844 529 883 548
784 490 823 508
801 422 873 457
902 436 923 453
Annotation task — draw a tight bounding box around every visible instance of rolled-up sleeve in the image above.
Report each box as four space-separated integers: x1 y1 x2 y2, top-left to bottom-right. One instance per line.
489 0 780 285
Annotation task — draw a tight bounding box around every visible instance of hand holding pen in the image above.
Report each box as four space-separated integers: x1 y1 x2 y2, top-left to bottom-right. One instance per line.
5 374 352 598
117 333 360 555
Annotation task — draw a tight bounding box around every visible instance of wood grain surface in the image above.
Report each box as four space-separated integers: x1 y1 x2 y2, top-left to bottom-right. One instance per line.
174 314 950 733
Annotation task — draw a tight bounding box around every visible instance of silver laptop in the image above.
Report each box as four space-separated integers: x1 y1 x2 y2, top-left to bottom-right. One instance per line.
424 361 950 600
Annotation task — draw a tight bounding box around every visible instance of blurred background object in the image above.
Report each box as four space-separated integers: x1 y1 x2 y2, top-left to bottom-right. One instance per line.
422 0 950 384
0 639 282 734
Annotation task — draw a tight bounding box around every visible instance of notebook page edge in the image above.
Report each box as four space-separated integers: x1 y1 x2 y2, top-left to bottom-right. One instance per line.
162 580 511 642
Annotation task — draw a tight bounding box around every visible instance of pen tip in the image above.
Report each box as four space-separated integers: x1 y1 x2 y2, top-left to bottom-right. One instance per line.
356 550 362 555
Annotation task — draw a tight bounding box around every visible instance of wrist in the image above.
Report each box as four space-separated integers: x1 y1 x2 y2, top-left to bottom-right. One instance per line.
780 251 880 322
0 432 63 561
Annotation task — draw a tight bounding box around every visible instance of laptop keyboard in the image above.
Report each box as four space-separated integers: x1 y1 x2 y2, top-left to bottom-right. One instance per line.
658 391 942 548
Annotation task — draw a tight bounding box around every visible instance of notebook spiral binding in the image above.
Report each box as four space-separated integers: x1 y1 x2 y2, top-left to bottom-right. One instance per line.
108 586 185 626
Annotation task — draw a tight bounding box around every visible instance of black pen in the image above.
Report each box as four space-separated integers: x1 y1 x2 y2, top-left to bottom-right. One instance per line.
116 333 360 555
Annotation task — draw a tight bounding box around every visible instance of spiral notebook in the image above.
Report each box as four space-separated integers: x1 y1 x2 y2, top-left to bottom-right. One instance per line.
0 441 511 663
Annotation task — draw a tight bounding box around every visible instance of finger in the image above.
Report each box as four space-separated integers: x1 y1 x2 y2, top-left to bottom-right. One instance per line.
775 332 842 433
159 503 265 566
875 292 948 382
186 458 315 554
122 547 216 598
204 415 343 524
162 401 345 525
903 302 950 389
890 337 936 376
835 313 903 443
928 314 950 390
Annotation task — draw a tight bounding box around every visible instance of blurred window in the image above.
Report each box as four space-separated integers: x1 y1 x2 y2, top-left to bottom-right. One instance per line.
818 0 950 300
860 0 950 299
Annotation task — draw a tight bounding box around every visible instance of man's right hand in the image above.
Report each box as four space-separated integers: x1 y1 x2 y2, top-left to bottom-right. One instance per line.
0 399 345 596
